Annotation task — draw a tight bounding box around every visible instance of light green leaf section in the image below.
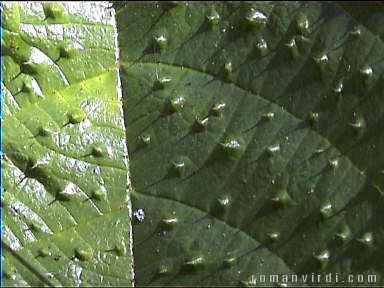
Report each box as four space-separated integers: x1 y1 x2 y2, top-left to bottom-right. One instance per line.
2 2 133 287
116 1 384 286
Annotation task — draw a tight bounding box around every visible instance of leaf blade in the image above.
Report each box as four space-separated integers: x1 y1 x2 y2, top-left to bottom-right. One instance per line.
3 2 133 286
117 1 384 286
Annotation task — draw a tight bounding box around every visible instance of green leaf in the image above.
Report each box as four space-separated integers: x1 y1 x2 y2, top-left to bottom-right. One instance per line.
116 1 384 286
2 2 133 286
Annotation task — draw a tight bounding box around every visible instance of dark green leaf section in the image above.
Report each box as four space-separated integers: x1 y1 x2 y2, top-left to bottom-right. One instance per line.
2 2 133 286
337 2 384 39
116 1 384 286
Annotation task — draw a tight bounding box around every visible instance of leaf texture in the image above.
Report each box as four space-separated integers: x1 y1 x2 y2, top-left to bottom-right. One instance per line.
2 2 133 286
116 1 384 286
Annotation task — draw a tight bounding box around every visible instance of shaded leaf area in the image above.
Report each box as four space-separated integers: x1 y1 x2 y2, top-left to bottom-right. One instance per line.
116 1 384 286
2 2 133 286
337 1 384 42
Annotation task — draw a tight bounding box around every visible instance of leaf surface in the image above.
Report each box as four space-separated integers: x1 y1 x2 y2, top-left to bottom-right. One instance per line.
116 2 384 286
2 2 133 286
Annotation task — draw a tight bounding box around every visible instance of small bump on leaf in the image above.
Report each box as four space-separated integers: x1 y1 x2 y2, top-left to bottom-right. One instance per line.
170 156 192 178
295 13 309 34
154 77 172 89
114 240 127 256
244 8 267 30
328 158 339 169
320 200 333 219
91 144 105 158
27 221 41 232
333 79 344 94
165 95 185 114
38 248 51 257
21 82 33 93
284 38 299 59
357 232 373 246
158 264 171 275
211 195 231 217
314 250 330 268
350 26 361 37
261 112 275 121
182 255 206 273
91 188 106 201
43 3 65 20
313 54 329 65
59 45 76 59
307 112 319 126
349 115 366 133
75 247 93 261
255 37 268 57
20 61 39 75
359 66 373 79
223 257 237 268
3 266 16 279
138 134 151 146
192 116 209 132
267 232 280 242
153 35 167 51
56 191 72 202
206 10 220 27
222 61 233 80
219 137 244 157
336 224 352 244
266 144 280 156
68 109 86 124
160 217 178 230
271 189 295 207
38 126 52 137
210 102 226 117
